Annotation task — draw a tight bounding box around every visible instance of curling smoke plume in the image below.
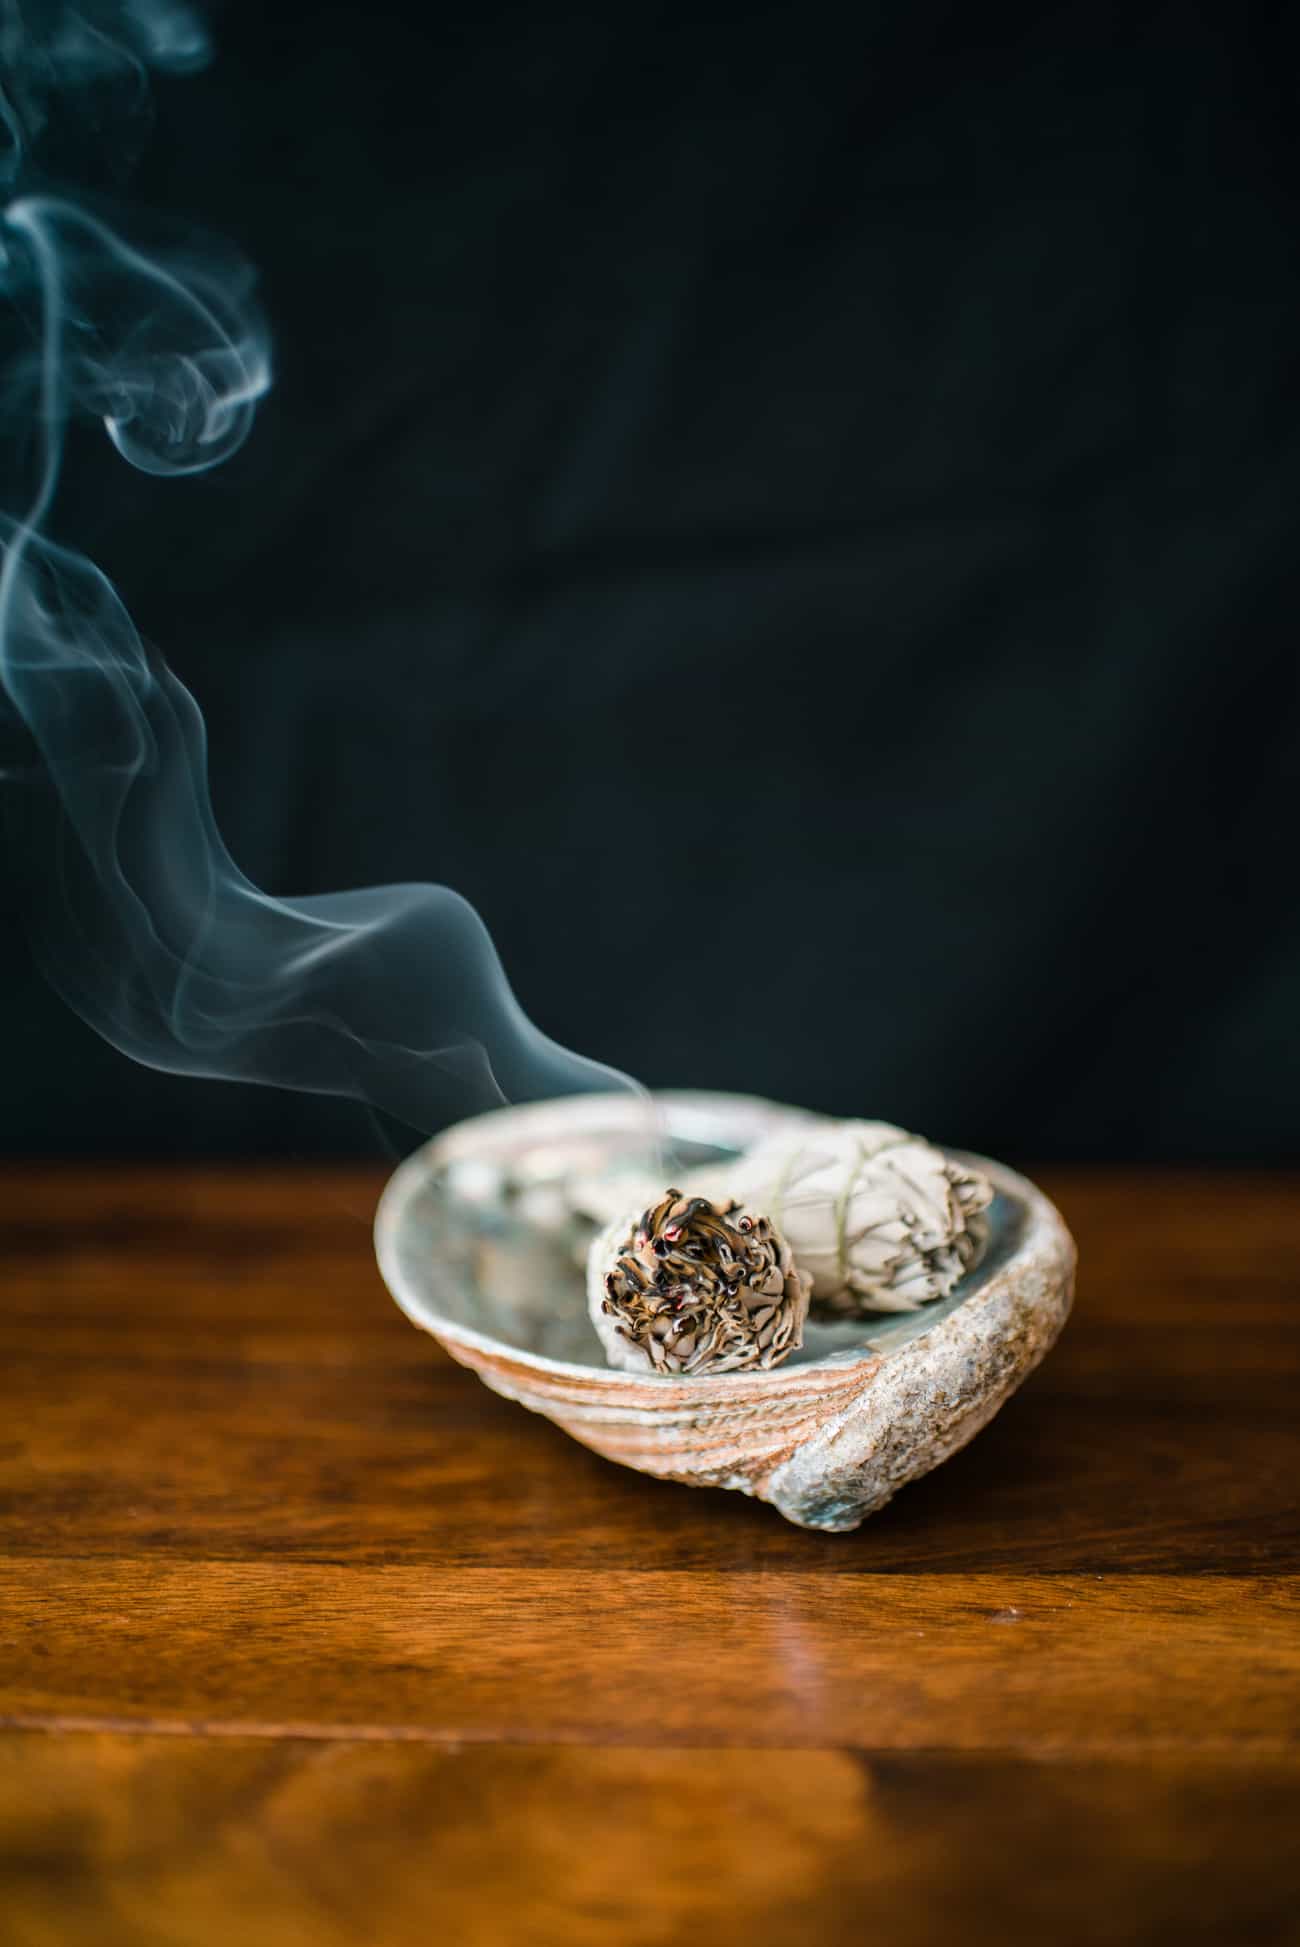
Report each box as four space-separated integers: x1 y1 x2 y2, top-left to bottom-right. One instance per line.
0 1 635 1133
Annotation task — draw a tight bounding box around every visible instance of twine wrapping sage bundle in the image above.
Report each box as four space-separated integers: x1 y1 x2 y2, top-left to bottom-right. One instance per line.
587 1189 811 1377
726 1120 993 1317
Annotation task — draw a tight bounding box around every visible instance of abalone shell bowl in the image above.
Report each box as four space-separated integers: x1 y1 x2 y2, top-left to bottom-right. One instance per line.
374 1091 1075 1532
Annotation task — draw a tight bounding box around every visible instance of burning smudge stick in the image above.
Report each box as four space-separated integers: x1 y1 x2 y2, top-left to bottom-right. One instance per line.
588 1189 811 1376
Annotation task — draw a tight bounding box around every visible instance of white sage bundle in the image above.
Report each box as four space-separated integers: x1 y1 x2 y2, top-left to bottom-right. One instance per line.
588 1189 811 1377
724 1121 993 1316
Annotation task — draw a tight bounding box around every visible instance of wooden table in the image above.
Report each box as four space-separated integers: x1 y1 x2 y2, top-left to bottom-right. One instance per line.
2 1166 1297 1946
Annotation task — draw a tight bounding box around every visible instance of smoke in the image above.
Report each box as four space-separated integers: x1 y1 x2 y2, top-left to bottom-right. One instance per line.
0 1 637 1135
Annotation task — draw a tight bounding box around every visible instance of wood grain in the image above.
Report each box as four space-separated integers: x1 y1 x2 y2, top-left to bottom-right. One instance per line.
2 1164 1298 1943
1 1561 1297 1753
2 1736 1297 1947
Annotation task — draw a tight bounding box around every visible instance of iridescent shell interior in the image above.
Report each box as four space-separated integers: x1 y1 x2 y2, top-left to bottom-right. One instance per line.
379 1091 1022 1370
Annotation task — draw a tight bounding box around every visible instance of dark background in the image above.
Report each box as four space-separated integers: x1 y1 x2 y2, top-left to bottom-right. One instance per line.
5 0 1299 1160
